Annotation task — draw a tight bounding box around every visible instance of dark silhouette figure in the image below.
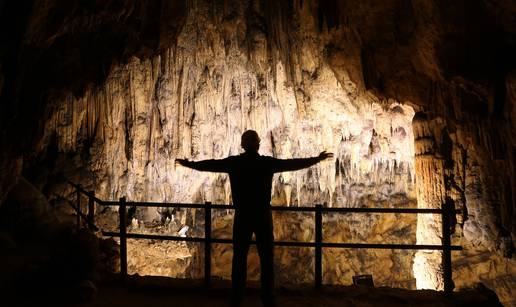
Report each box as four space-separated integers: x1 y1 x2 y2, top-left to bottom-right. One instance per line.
176 130 333 307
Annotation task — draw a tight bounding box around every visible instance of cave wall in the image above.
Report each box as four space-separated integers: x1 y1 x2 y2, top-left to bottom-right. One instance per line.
40 1 418 288
0 0 515 305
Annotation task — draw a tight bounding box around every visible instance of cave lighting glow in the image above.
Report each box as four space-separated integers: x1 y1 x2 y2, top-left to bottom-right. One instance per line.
47 56 420 285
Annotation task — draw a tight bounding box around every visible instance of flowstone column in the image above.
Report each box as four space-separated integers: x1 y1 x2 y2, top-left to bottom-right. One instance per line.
412 112 446 290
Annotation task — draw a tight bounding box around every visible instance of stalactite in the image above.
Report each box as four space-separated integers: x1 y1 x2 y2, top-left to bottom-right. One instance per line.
39 0 419 289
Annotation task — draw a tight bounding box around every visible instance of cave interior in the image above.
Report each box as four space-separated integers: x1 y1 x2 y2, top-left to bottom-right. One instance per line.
0 0 515 306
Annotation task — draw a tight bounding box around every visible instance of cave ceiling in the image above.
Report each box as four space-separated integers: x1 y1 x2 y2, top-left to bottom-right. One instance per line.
1 0 515 147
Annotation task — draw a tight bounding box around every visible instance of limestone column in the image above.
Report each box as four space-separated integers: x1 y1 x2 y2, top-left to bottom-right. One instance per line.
412 112 446 290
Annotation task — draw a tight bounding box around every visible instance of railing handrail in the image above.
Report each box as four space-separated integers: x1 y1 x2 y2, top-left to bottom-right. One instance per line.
98 199 461 214
67 180 105 204
100 232 462 250
67 180 461 295
66 200 99 231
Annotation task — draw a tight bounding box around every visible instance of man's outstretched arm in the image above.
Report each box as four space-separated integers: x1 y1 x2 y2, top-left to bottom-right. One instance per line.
175 158 231 173
271 151 334 172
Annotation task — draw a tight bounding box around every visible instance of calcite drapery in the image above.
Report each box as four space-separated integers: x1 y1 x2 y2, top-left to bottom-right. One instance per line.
42 1 417 288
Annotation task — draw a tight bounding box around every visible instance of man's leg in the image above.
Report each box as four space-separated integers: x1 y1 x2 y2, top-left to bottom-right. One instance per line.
231 212 252 305
255 209 275 306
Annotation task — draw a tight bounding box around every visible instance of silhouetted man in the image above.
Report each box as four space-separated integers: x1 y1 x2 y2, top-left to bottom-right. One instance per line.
176 130 333 307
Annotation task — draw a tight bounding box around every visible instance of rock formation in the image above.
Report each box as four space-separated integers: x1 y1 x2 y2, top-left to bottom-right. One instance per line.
0 0 514 305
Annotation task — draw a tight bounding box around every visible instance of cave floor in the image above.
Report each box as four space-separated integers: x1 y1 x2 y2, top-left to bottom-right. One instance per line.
80 278 500 307
6 276 501 307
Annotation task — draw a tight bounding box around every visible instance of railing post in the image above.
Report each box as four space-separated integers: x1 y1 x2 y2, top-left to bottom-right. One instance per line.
119 197 128 282
204 201 212 286
87 191 95 231
315 204 323 289
76 186 82 231
442 203 453 296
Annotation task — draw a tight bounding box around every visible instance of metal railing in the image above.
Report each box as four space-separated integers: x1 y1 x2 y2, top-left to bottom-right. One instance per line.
68 181 461 295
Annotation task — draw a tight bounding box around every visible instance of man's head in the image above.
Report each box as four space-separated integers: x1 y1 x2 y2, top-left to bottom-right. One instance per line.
241 130 260 152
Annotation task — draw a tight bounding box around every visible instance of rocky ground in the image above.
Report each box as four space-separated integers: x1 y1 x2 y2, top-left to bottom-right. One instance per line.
3 276 503 307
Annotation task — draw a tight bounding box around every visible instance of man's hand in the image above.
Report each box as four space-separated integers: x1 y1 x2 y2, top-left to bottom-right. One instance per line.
175 159 190 167
318 151 334 161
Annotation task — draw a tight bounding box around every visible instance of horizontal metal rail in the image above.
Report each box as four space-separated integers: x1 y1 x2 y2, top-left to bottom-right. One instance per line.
102 231 461 250
99 200 461 215
67 180 104 204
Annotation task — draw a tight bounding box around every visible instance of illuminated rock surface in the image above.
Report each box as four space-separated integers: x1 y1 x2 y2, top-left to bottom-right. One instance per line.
71 3 417 288
0 0 515 305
